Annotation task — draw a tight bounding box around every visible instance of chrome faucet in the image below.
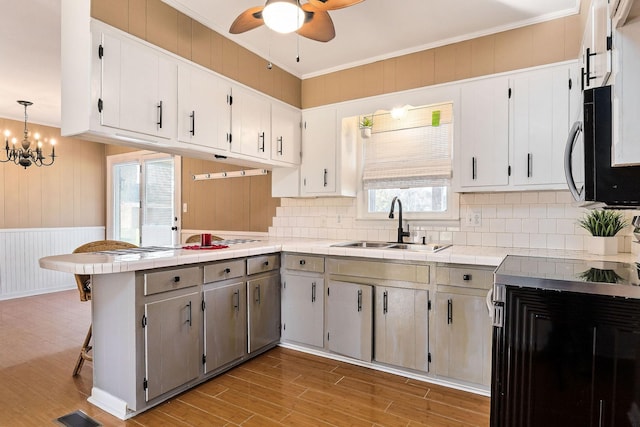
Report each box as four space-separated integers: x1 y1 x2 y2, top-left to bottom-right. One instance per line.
389 196 410 243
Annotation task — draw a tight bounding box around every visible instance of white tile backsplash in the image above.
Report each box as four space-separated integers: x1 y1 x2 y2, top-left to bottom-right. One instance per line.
269 190 639 252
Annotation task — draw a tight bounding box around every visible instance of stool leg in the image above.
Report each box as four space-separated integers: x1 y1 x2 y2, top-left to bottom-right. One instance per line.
73 324 92 376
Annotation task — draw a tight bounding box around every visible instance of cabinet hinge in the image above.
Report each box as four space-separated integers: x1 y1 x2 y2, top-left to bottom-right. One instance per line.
97 98 103 113
141 314 147 328
98 44 104 59
283 281 286 289
607 35 613 51
202 354 206 365
201 299 205 311
283 323 286 331
327 287 330 296
143 378 148 390
227 95 233 106
327 332 330 341
568 78 572 91
428 353 432 364
428 300 432 311
508 88 512 98
508 165 511 176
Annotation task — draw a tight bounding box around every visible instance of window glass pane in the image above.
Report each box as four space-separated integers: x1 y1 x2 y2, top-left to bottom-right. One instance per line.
113 162 140 245
368 187 448 213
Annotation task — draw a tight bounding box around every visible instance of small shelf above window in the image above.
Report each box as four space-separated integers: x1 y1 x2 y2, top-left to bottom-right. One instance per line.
360 103 452 135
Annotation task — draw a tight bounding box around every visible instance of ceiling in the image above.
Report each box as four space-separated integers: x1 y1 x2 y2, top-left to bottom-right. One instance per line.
0 0 580 128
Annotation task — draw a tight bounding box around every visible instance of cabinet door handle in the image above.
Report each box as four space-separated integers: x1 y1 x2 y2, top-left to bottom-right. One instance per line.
383 290 388 314
323 168 328 187
277 136 283 155
190 110 195 136
357 289 363 312
255 285 261 304
527 153 532 178
447 299 453 324
585 47 597 87
258 132 265 152
472 157 477 180
311 282 316 303
157 100 163 129
186 301 192 326
233 290 240 311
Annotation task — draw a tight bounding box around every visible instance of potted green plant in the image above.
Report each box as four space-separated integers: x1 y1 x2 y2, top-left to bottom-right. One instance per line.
578 210 628 255
360 115 373 138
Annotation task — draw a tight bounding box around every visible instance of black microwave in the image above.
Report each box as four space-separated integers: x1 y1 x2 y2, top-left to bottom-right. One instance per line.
564 85 640 208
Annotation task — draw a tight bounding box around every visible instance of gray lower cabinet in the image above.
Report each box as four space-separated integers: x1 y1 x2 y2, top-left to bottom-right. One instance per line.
203 281 246 373
326 280 373 361
434 265 493 386
281 273 324 347
375 287 429 372
143 290 202 401
247 273 281 353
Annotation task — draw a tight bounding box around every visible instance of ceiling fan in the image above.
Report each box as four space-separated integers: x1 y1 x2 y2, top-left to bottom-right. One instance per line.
229 0 364 42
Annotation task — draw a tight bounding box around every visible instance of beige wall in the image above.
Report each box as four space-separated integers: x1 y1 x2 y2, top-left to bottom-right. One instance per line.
91 0 302 108
0 118 105 228
181 157 279 232
302 3 589 108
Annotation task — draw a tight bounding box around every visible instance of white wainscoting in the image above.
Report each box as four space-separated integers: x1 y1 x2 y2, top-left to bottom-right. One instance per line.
0 227 105 300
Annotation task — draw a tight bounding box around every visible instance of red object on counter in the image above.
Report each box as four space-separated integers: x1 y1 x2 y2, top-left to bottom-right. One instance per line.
182 245 229 250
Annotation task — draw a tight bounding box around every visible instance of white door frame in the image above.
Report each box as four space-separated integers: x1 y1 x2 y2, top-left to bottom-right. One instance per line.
106 150 181 245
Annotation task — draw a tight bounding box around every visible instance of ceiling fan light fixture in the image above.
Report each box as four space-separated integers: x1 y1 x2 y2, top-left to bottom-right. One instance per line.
262 0 305 34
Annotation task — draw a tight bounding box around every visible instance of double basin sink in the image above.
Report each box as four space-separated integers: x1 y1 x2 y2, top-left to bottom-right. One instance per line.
331 241 451 252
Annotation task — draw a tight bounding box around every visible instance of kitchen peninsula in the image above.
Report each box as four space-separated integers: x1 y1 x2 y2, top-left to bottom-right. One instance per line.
39 239 637 419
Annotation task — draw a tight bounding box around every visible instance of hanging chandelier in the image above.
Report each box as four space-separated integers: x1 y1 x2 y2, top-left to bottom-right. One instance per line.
2 100 56 169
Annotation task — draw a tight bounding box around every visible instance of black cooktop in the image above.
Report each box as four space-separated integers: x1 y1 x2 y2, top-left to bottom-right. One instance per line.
494 255 640 299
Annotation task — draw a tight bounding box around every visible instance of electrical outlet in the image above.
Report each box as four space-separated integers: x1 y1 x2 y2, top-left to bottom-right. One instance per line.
465 208 482 227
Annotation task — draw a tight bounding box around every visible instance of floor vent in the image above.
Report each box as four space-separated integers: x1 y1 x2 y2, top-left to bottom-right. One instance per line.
55 410 101 427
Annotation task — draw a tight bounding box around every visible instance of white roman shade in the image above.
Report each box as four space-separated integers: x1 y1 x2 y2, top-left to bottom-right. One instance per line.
362 103 453 190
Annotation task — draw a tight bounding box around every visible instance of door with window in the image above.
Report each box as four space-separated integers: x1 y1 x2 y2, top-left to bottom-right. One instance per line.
107 152 180 246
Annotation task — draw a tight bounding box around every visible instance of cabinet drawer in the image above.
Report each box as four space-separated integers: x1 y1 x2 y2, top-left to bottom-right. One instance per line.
204 259 245 283
143 266 202 296
436 265 494 290
247 254 280 275
283 254 324 273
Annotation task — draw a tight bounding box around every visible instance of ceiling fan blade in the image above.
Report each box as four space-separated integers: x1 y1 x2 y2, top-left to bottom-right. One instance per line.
307 0 364 11
229 6 265 34
297 4 335 42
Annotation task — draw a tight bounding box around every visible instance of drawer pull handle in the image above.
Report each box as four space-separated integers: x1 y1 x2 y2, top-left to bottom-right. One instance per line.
299 259 306 265
224 268 231 274
463 274 471 281
173 276 180 283
264 261 269 267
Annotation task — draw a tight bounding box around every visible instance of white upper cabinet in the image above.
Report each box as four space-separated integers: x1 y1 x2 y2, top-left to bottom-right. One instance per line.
582 0 613 89
271 103 301 166
230 85 271 161
99 31 177 140
511 65 572 187
458 76 510 189
611 1 640 166
301 108 337 194
177 64 231 152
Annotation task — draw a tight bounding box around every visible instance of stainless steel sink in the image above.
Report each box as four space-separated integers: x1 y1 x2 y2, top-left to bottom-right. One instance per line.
331 241 451 252
331 241 393 248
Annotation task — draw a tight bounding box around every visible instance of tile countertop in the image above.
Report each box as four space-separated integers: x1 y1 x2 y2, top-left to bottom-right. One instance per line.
38 238 639 276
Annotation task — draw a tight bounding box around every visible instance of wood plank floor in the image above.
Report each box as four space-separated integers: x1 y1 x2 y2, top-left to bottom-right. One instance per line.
0 290 489 426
